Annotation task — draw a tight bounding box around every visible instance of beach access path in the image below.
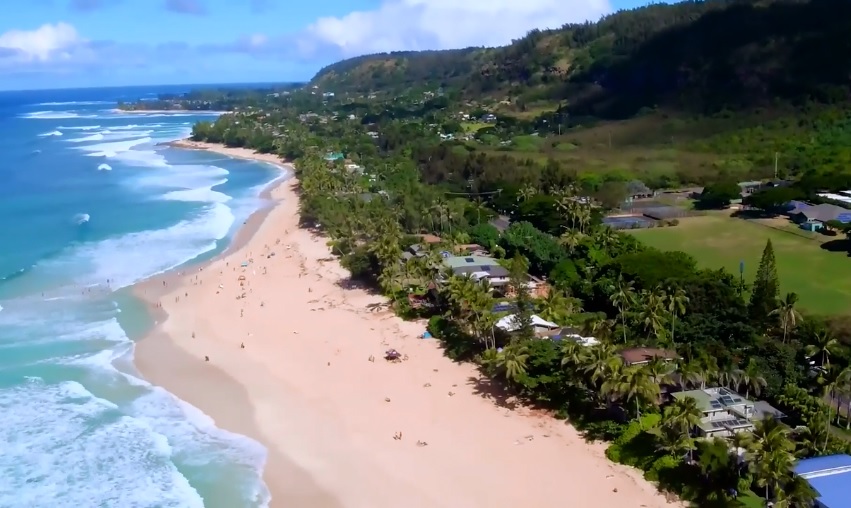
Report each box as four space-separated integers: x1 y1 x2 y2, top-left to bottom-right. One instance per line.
134 141 682 508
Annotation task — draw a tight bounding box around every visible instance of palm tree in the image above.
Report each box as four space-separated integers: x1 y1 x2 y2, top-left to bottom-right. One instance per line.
747 417 796 503
806 330 839 368
494 343 529 384
582 343 621 389
537 289 569 323
770 292 802 343
517 184 537 203
558 229 583 255
608 365 660 425
661 395 703 461
610 278 636 343
695 438 741 505
666 287 689 345
644 356 675 387
637 287 666 340
737 360 767 399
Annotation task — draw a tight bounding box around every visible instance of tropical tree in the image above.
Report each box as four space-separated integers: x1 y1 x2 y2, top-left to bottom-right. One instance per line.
605 365 660 425
610 278 636 343
637 287 667 340
747 417 796 503
770 292 802 343
806 330 839 368
658 395 703 461
695 438 742 505
666 286 689 345
493 342 530 385
737 360 767 399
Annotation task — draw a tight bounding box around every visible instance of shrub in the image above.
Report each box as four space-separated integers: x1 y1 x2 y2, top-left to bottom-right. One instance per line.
670 218 680 226
645 455 679 482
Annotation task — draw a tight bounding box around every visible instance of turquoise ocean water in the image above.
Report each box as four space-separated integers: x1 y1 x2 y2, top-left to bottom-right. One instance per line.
0 86 283 507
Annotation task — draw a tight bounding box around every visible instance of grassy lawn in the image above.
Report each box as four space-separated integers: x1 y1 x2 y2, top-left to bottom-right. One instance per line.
737 490 765 508
629 214 851 314
461 121 489 133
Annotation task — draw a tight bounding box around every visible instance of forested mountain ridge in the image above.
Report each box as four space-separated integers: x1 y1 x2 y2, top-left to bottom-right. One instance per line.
310 0 851 118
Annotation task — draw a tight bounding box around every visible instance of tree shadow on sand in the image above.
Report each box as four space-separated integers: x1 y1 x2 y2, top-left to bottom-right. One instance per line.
466 375 521 411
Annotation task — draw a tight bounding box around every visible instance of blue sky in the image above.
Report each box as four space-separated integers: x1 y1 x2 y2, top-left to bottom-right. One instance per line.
0 0 654 90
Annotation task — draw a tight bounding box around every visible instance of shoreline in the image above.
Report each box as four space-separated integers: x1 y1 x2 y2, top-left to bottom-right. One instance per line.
133 142 683 508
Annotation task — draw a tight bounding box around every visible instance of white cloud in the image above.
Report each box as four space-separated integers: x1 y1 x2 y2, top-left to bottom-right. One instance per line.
299 0 612 58
0 22 83 62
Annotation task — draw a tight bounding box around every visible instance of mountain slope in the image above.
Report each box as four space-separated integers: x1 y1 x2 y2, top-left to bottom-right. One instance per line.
310 0 851 117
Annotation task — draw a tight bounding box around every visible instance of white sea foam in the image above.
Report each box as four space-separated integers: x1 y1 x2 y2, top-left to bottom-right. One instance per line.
38 130 63 137
21 111 96 120
69 130 154 144
97 163 112 171
112 148 169 168
57 125 101 131
74 213 90 225
76 137 152 158
68 133 104 143
43 203 234 289
35 101 112 106
0 379 205 508
161 179 231 203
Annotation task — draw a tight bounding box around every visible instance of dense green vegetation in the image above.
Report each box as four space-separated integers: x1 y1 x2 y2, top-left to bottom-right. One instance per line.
186 95 851 507
174 1 851 505
312 0 851 117
308 0 851 190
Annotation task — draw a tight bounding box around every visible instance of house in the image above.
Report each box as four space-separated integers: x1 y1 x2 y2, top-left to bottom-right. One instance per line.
626 180 655 201
671 387 785 438
619 347 680 366
442 255 510 286
454 243 488 256
400 243 429 262
794 454 851 508
496 314 559 335
793 203 851 226
545 326 600 346
344 163 364 174
738 180 764 196
414 233 442 244
482 113 497 123
324 152 344 162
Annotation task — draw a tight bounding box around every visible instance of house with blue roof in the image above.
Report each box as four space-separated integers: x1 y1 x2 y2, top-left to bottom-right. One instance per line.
794 454 851 508
790 203 851 231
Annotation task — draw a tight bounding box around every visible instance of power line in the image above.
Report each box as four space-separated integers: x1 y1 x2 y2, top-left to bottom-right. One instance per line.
443 189 502 197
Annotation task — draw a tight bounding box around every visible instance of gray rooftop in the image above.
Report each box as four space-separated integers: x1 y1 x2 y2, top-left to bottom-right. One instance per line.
798 203 850 223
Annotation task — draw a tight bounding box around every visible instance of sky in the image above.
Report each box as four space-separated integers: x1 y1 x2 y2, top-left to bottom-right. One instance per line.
0 0 651 91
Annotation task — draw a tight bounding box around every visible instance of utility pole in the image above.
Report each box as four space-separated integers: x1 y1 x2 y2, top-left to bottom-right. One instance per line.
774 152 779 180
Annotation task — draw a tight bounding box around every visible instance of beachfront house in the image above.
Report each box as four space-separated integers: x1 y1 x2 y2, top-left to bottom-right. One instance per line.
442 255 510 287
543 326 600 346
496 314 559 335
619 347 680 366
794 454 851 508
671 387 786 438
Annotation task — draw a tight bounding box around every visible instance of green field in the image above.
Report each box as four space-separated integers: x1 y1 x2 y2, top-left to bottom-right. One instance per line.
629 214 851 314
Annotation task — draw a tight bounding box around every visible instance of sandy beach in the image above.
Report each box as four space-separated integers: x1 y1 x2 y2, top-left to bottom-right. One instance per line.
134 142 682 508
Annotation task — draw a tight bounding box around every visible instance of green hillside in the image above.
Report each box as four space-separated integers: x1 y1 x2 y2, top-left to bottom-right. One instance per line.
311 0 851 118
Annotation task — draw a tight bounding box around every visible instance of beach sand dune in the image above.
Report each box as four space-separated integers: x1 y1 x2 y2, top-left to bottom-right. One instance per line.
135 143 681 508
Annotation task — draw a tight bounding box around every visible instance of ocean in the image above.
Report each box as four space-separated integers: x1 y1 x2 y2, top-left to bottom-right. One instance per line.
0 85 283 507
